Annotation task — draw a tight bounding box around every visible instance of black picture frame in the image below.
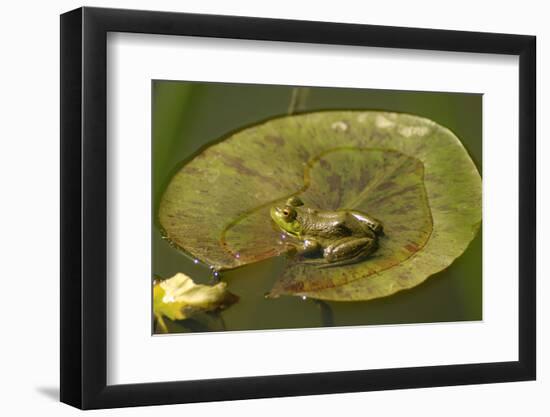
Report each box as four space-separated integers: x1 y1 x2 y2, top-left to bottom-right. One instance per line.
60 6 536 410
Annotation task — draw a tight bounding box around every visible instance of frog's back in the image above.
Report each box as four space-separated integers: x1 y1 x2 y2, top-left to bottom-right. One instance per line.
297 209 351 239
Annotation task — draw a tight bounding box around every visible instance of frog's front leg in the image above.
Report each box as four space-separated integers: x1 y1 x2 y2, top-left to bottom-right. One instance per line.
285 238 322 257
323 236 377 264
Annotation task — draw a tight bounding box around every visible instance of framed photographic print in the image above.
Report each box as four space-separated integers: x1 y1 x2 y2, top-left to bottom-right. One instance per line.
60 6 536 409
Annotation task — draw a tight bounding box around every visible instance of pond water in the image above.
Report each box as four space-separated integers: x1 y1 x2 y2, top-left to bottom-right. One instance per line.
152 81 482 333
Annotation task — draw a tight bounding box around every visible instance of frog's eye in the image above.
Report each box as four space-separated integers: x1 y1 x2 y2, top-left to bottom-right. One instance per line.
281 207 296 220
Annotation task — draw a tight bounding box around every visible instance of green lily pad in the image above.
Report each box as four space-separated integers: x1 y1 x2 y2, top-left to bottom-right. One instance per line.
159 111 481 301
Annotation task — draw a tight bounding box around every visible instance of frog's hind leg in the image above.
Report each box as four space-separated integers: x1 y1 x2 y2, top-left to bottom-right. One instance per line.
323 236 378 266
349 210 384 236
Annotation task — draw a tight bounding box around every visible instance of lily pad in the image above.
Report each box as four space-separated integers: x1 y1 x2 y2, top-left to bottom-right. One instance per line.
159 111 481 301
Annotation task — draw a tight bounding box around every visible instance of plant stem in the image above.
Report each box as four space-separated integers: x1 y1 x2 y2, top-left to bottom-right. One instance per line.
287 87 310 115
315 300 334 327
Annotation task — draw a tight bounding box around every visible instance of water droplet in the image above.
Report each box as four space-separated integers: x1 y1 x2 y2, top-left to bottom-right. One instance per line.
193 259 199 264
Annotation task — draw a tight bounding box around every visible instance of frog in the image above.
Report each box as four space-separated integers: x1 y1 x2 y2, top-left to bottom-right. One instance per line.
270 196 384 266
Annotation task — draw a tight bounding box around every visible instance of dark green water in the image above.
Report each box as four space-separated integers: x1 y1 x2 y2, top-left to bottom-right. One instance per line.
152 81 482 333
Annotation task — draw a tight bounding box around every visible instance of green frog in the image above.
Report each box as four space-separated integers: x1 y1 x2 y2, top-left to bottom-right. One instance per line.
270 196 383 266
